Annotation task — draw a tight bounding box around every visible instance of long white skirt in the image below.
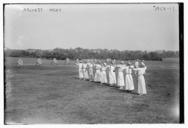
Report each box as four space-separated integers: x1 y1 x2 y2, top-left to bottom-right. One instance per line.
88 69 94 81
109 71 116 85
79 69 84 79
115 72 119 86
117 72 125 87
100 71 107 83
137 75 147 94
125 74 134 90
83 69 89 80
106 70 110 84
94 70 101 82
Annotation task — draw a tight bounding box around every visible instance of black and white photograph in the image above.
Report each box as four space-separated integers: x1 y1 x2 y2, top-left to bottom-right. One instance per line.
3 2 183 124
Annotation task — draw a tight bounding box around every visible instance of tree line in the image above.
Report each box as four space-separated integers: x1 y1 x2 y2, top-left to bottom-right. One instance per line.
4 48 179 61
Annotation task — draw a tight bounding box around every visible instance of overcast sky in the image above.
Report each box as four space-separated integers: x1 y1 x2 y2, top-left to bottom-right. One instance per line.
5 4 179 51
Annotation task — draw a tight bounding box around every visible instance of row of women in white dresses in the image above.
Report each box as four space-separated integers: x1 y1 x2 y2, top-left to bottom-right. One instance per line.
76 62 147 95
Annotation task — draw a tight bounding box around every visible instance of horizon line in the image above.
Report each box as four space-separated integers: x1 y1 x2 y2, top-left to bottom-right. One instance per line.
4 47 179 52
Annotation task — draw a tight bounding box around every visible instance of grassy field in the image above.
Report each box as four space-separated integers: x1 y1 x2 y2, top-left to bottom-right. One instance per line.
4 57 180 124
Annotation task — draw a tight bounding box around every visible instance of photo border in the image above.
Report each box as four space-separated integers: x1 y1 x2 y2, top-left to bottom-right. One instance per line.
1 1 186 128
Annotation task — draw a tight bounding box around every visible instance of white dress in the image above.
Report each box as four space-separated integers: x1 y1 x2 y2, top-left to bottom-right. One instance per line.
124 67 134 90
135 67 147 94
93 64 96 80
83 64 89 80
94 64 101 82
106 65 110 84
108 65 116 85
78 63 84 79
117 65 125 87
88 63 94 81
100 66 107 83
114 66 119 86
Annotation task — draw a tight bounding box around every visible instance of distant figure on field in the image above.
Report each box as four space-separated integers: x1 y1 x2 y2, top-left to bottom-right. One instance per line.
36 58 42 65
51 58 58 65
17 58 23 66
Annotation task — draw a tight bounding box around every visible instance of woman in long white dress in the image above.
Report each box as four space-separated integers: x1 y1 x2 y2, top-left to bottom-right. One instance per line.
114 64 119 87
88 62 94 81
124 62 134 91
106 64 110 85
108 63 116 86
117 64 125 90
76 62 84 79
94 63 101 82
133 61 147 95
83 62 89 80
100 63 107 84
92 63 96 81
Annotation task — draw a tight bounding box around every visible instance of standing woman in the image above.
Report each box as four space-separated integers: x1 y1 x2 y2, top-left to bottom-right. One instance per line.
108 62 116 86
124 62 134 91
88 62 94 81
100 63 107 84
83 62 89 80
86 62 90 80
76 61 84 80
92 62 96 82
114 63 119 87
106 63 110 85
133 61 147 95
117 62 125 90
94 62 101 82
82 62 86 80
